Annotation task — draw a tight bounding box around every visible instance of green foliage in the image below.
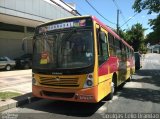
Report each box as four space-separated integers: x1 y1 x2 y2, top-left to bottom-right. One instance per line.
139 43 147 54
118 29 126 40
123 23 145 52
132 0 160 14
132 0 160 44
146 15 160 44
0 91 21 100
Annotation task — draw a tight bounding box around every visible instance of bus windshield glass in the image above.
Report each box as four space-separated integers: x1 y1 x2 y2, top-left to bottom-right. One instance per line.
33 29 94 69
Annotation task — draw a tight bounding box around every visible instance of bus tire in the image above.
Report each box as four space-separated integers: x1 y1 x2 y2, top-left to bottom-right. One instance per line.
108 74 117 100
126 75 132 82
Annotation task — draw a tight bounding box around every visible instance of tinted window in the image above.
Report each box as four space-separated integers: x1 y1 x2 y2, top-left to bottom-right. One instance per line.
0 22 24 32
108 33 116 56
121 43 127 60
27 27 35 33
115 39 121 58
0 57 7 61
97 30 109 66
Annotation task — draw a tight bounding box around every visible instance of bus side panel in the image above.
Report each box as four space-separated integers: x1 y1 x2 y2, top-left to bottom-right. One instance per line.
97 57 117 101
124 54 135 81
124 60 132 81
130 56 135 75
126 58 134 80
97 74 112 102
98 57 118 77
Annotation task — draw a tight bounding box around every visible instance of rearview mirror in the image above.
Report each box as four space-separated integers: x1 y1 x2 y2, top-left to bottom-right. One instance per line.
21 36 33 53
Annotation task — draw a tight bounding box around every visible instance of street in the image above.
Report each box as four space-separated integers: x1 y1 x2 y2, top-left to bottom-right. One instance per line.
1 53 160 119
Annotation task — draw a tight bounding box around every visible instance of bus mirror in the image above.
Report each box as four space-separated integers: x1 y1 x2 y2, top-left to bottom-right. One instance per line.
21 36 33 52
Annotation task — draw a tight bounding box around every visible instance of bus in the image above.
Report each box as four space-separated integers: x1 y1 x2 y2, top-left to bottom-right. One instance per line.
32 16 135 103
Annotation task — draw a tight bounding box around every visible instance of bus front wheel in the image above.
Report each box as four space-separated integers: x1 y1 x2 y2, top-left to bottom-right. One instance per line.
126 75 132 82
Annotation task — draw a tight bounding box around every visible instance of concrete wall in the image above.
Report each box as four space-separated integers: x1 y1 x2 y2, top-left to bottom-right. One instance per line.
0 0 74 22
0 30 33 58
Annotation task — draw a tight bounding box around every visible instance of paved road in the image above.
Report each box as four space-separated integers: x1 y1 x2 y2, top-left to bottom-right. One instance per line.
1 53 160 119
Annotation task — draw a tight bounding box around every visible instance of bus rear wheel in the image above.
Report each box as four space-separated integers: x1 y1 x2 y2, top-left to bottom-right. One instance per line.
108 74 117 100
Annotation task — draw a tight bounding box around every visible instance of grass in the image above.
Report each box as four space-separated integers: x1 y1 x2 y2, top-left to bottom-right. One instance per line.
0 91 22 100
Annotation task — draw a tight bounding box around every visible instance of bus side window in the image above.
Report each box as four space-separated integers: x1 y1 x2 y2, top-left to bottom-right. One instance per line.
97 30 109 66
119 41 123 60
115 38 121 58
121 43 127 61
108 33 116 56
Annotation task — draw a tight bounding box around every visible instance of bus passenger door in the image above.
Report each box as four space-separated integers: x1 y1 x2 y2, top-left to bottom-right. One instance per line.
96 24 111 100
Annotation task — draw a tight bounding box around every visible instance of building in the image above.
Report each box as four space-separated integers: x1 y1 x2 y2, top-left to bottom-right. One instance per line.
0 0 79 58
147 44 160 54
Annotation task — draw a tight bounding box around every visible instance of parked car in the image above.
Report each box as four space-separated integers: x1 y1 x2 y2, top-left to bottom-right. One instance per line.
0 56 16 71
134 52 142 70
14 54 32 69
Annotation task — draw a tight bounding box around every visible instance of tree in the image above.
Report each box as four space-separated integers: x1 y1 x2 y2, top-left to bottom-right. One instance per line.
116 25 146 52
132 0 160 44
125 23 145 52
146 15 160 44
132 0 160 14
118 29 126 40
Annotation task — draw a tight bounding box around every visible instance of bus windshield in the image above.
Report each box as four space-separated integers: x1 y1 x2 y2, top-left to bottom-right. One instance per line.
33 29 94 70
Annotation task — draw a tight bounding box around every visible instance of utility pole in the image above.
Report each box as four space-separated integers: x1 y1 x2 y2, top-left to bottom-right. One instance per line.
117 9 119 35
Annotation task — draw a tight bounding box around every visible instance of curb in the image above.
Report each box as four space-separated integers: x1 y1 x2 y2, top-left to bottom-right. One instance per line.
0 93 41 112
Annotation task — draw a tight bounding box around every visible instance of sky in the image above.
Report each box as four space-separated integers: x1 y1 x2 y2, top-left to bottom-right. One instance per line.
64 0 158 36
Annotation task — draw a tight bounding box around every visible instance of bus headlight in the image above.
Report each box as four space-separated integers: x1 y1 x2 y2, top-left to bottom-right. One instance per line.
83 73 94 88
86 80 93 86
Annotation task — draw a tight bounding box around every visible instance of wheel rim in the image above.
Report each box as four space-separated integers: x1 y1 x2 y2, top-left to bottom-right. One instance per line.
6 66 11 70
111 82 115 94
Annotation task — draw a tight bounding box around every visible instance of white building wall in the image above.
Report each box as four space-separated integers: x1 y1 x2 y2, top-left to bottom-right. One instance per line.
0 0 74 23
0 0 76 58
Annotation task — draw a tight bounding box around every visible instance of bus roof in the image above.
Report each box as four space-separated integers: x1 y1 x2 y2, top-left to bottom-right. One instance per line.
91 16 133 50
37 15 133 50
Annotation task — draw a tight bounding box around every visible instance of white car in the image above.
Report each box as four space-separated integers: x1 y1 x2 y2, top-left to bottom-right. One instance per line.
0 56 16 71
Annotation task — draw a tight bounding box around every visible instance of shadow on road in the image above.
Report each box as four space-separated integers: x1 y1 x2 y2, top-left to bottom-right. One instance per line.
133 69 160 87
119 87 160 103
118 68 160 103
21 99 106 117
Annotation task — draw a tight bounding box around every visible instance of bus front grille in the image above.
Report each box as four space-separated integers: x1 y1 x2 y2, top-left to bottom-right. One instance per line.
39 76 79 87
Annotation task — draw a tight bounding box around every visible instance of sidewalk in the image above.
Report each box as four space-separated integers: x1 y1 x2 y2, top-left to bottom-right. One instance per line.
0 70 40 112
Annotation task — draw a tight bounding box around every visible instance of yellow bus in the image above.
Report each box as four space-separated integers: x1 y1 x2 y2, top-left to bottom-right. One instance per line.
32 16 135 103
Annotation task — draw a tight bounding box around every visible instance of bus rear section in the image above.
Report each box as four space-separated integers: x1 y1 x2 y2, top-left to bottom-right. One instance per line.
32 16 135 103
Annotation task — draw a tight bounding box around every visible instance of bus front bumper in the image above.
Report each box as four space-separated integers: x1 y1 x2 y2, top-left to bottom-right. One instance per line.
32 85 98 103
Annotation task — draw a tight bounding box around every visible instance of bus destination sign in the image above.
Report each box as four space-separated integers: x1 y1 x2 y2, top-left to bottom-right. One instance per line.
39 19 86 33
